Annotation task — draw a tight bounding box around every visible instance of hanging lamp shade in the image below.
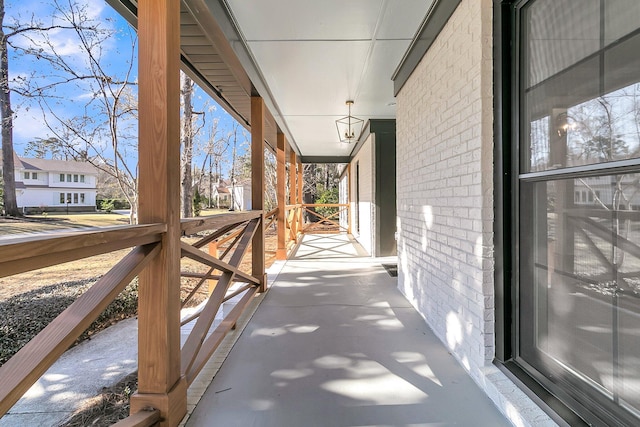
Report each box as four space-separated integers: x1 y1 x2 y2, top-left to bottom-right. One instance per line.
335 100 364 143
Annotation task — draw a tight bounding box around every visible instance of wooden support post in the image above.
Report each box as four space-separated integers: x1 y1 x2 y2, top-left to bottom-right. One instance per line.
133 0 186 425
251 96 266 291
297 160 303 233
276 132 286 260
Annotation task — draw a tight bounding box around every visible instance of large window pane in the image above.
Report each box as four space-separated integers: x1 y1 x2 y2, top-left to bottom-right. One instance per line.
518 1 640 423
526 0 600 88
605 0 640 45
521 174 640 415
523 1 640 173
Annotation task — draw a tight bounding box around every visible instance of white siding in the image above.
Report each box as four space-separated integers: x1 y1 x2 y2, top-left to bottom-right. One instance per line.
350 134 375 256
339 172 349 230
395 0 554 425
18 188 97 209
53 172 96 188
15 171 98 211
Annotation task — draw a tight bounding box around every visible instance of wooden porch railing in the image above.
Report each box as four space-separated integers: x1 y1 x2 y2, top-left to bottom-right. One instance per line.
0 210 272 423
285 203 351 249
112 408 161 427
179 211 264 385
0 224 166 416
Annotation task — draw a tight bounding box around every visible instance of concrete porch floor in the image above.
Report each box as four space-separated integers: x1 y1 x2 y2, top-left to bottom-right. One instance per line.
185 234 511 427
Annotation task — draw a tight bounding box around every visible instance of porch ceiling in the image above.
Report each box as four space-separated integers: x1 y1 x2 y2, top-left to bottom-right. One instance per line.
218 0 433 159
110 0 434 159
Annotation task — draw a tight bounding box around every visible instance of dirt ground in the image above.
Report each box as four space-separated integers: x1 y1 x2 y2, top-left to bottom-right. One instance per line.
0 214 279 424
0 215 278 301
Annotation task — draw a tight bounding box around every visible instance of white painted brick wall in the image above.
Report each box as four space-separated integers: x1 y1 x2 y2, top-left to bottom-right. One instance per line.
397 0 494 373
396 0 555 425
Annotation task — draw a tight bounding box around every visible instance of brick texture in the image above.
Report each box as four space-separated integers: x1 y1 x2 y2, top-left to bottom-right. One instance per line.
396 1 555 424
397 0 495 373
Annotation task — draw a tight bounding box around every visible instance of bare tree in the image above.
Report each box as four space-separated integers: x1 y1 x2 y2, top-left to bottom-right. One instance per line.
181 73 195 218
299 163 342 221
0 0 82 215
194 117 226 208
0 0 18 216
225 122 250 210
23 136 65 159
228 123 239 211
568 92 640 276
96 166 126 200
264 148 276 211
10 0 139 223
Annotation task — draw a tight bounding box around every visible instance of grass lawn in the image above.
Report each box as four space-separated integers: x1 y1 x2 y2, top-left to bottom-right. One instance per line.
0 212 130 237
0 208 230 237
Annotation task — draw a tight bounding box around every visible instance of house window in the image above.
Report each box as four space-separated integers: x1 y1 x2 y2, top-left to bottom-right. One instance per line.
80 193 85 203
60 193 65 204
23 172 30 180
31 172 37 180
67 174 72 182
60 173 65 182
67 193 72 203
74 174 78 182
80 175 85 183
507 1 640 424
73 193 78 204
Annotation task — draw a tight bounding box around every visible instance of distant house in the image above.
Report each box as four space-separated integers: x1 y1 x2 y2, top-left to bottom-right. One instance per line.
13 155 99 214
211 180 251 211
211 180 232 208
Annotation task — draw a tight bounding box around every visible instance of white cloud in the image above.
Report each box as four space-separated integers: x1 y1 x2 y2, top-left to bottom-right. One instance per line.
12 110 55 152
8 0 116 61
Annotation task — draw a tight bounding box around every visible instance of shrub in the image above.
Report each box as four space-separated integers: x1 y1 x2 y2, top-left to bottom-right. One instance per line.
97 199 131 212
0 279 139 366
99 199 115 213
315 187 339 220
193 188 203 217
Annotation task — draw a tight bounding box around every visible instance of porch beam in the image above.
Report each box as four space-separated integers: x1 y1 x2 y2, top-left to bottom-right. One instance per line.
133 0 186 424
299 155 351 164
251 96 266 291
276 131 286 259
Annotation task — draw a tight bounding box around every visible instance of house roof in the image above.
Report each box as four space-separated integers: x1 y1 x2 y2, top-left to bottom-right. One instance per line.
17 157 99 174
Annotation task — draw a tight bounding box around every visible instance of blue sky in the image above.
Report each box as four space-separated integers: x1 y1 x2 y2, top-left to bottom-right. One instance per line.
6 0 246 178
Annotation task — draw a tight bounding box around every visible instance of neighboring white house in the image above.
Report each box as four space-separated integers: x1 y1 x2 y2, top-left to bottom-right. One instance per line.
211 181 232 208
232 183 251 211
13 155 99 213
211 180 251 211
